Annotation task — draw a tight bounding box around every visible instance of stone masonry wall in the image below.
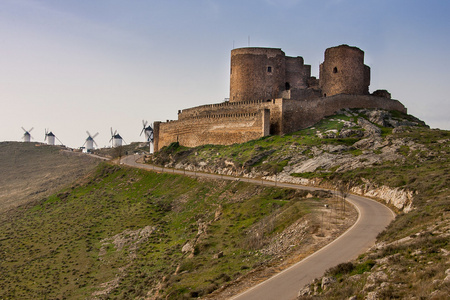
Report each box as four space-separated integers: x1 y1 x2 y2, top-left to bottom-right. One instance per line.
154 95 406 151
178 99 284 135
155 109 270 151
280 95 407 134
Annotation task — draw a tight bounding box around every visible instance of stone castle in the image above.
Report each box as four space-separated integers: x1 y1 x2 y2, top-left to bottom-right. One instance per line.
153 44 406 151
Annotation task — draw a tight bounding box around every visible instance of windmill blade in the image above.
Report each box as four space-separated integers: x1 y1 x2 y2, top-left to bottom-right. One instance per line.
44 129 48 141
21 126 27 132
142 120 147 127
56 136 64 145
82 140 87 147
114 130 117 136
110 127 114 137
93 140 98 148
86 130 91 137
29 127 34 132
109 137 113 143
122 138 127 145
92 132 99 139
140 127 145 136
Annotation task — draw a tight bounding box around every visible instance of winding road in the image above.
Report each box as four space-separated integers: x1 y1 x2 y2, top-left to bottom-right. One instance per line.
120 154 395 300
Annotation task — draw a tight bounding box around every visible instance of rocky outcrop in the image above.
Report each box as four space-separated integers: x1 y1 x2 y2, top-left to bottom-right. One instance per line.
358 117 381 136
321 276 336 290
351 181 414 212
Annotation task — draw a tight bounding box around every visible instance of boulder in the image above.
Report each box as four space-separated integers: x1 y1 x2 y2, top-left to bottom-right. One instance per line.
372 89 391 99
321 276 336 290
181 242 194 254
358 118 382 137
366 110 390 127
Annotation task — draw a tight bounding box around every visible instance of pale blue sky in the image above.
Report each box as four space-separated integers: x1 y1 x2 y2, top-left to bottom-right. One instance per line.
1 0 449 148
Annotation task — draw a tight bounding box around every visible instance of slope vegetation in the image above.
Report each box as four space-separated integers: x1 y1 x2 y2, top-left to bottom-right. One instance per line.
0 142 100 213
0 162 345 299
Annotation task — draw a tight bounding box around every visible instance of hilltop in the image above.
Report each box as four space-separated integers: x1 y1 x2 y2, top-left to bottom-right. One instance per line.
0 142 101 213
151 108 450 299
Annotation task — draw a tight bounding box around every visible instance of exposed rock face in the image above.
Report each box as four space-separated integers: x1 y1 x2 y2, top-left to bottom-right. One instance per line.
363 271 388 291
351 179 414 212
94 226 156 297
182 242 194 254
321 276 336 290
99 225 155 257
358 117 382 136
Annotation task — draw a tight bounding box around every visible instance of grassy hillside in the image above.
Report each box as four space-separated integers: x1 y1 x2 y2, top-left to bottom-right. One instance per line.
0 163 342 299
0 142 100 213
2 108 447 299
152 109 450 299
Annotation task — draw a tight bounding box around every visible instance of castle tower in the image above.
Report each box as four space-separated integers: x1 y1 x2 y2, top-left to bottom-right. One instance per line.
230 48 286 102
319 45 370 97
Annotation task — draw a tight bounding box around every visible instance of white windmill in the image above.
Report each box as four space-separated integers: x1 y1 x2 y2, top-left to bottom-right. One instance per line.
110 128 125 147
140 120 154 153
82 131 99 153
21 127 34 142
45 129 63 145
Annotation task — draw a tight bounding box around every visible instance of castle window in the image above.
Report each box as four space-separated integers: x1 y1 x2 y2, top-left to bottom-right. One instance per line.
285 82 291 90
267 66 272 72
333 67 338 73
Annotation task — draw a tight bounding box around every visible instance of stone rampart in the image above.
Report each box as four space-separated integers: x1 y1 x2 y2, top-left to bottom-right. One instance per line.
178 99 284 135
155 109 270 151
155 95 406 151
280 94 407 133
178 100 267 119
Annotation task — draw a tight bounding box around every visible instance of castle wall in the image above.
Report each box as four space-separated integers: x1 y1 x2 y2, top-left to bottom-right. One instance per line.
280 95 407 133
319 45 370 97
155 95 406 151
155 109 270 151
178 99 284 135
285 56 311 90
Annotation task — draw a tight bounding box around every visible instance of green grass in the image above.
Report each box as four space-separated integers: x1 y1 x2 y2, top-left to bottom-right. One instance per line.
0 163 323 299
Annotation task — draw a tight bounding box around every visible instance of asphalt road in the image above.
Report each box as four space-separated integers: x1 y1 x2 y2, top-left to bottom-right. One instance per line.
121 155 395 300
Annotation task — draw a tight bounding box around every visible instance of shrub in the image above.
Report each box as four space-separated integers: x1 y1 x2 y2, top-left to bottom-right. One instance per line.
326 262 354 278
